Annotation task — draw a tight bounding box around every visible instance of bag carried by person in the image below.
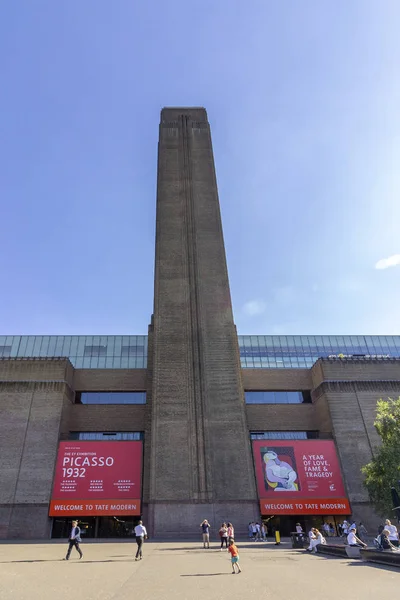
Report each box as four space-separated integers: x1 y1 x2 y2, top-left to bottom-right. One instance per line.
373 535 383 550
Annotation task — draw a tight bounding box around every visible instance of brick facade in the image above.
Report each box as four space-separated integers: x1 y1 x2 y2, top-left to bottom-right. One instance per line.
0 110 398 539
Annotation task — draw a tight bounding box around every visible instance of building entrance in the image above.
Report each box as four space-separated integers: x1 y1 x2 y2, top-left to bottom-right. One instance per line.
264 515 343 538
51 517 140 539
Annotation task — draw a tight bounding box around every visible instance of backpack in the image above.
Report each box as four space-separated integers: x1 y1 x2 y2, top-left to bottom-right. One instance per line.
373 535 383 550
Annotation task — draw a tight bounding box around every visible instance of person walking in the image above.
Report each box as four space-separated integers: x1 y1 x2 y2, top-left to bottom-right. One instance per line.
385 520 399 547
323 522 330 538
227 538 242 574
200 519 211 549
134 520 148 560
65 520 83 560
251 522 258 541
219 523 229 550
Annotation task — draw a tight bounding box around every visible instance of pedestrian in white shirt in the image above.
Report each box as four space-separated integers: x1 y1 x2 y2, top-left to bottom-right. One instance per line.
323 523 330 537
134 520 148 560
347 527 367 548
342 520 350 537
385 520 399 547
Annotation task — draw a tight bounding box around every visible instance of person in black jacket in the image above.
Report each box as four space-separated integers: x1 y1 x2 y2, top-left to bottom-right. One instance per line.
65 520 83 560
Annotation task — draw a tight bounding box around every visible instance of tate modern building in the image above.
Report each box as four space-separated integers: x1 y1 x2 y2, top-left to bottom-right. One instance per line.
1 108 400 540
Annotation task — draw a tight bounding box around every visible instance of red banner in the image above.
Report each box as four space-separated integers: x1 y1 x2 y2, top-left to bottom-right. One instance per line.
259 498 351 515
50 441 142 516
252 440 350 515
49 499 141 517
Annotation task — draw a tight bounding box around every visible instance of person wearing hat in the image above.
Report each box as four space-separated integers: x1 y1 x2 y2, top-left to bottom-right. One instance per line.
347 526 367 548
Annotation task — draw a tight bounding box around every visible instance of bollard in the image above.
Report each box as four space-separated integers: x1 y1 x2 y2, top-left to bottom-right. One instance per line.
275 530 280 545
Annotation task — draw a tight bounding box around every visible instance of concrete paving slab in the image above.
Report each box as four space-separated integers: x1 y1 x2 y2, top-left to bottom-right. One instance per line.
0 540 398 600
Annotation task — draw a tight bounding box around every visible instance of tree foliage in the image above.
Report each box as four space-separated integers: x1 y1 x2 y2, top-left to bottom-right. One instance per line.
362 397 400 518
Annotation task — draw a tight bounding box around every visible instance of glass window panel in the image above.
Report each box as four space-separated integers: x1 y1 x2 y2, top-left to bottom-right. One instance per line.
82 357 91 368
38 336 49 357
107 336 115 356
79 392 146 405
69 337 79 357
62 336 72 357
114 336 122 356
90 356 99 369
17 336 28 356
286 392 301 403
54 336 64 356
274 392 287 403
10 336 20 357
47 337 57 356
76 337 86 357
32 337 42 356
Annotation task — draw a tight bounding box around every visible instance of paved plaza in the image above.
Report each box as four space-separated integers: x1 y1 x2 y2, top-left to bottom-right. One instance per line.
0 540 398 600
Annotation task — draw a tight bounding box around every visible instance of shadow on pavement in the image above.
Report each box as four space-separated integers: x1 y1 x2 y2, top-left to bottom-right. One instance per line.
0 559 135 564
158 544 279 551
181 573 232 577
0 559 63 563
347 562 400 573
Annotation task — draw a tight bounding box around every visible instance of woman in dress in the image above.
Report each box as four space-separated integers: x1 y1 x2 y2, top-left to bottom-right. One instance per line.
227 522 234 539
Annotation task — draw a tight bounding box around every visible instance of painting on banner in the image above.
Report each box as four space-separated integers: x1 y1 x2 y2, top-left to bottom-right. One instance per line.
252 439 346 499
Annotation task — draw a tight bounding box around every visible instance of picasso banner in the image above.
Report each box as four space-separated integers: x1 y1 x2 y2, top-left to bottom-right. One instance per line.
252 439 350 515
49 441 142 516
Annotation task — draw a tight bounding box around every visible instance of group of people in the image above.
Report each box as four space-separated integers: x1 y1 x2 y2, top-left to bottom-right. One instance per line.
248 521 267 541
375 519 399 551
338 519 368 542
303 517 400 554
63 519 149 561
200 520 241 573
200 520 235 549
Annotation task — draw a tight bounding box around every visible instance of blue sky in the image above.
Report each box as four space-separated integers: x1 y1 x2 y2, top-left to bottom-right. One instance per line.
1 1 400 335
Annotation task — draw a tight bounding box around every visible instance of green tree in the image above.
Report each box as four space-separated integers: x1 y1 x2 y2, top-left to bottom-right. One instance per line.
362 397 400 517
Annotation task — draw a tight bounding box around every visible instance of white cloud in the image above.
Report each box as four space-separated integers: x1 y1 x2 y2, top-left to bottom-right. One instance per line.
242 299 266 316
375 254 400 270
